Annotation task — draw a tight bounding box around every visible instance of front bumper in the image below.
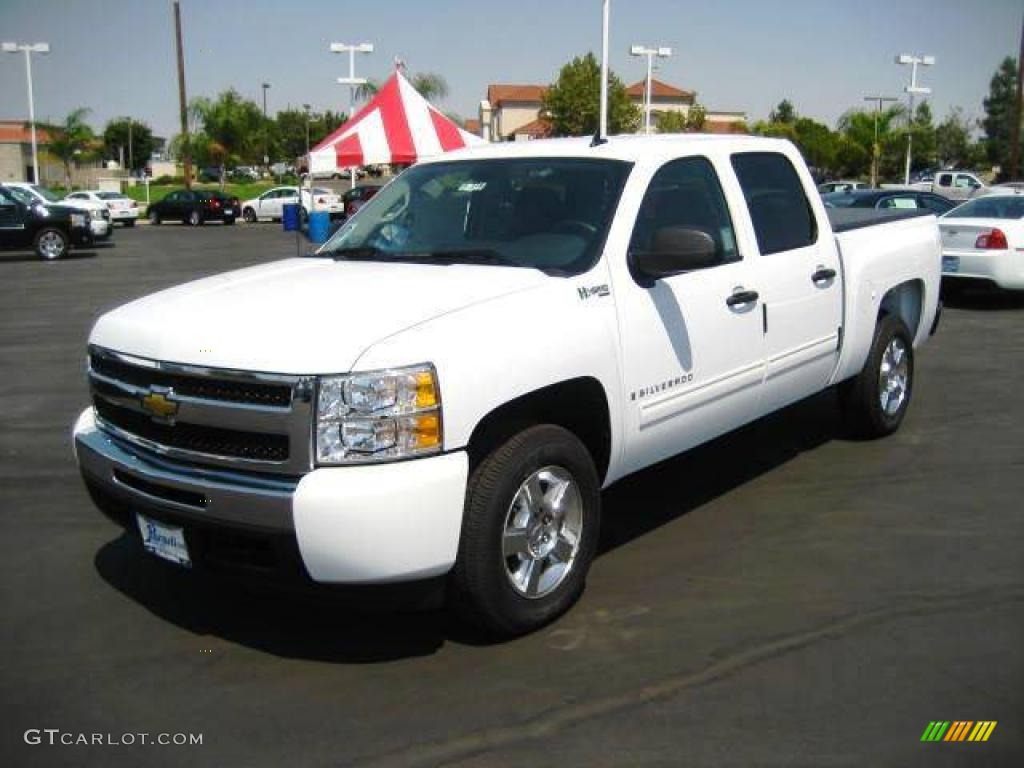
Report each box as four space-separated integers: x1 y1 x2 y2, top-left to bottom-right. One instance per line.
73 407 468 584
110 209 139 221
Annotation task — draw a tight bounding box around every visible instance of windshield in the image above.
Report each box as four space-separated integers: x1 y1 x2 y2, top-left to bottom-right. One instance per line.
945 196 1024 219
317 158 632 275
96 192 127 200
31 186 63 202
821 192 862 208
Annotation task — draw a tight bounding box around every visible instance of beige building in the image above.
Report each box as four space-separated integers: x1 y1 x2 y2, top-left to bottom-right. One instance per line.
0 121 50 183
475 79 746 141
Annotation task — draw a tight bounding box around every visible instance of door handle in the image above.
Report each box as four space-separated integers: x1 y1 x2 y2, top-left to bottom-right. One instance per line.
812 266 836 284
726 289 759 307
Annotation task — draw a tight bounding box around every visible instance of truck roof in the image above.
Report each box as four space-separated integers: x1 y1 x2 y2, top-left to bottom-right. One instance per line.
428 133 793 165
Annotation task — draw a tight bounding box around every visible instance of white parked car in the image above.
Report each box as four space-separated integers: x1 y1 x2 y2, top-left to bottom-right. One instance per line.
240 186 299 222
939 194 1024 291
817 180 868 194
65 190 140 227
3 182 111 239
73 135 941 636
300 186 345 219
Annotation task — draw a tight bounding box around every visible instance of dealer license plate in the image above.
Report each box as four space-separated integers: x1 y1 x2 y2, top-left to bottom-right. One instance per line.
942 255 960 274
136 514 191 567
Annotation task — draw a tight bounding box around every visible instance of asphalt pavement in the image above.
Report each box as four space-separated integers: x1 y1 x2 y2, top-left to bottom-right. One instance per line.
1 223 1022 767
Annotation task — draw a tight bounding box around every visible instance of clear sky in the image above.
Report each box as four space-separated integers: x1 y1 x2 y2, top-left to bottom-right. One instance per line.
1 0 1021 139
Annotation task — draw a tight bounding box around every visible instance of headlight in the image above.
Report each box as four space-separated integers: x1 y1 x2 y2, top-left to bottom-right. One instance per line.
70 213 87 228
316 363 441 464
90 209 103 220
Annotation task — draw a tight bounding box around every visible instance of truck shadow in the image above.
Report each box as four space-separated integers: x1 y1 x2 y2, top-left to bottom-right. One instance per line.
942 288 1024 311
93 389 842 661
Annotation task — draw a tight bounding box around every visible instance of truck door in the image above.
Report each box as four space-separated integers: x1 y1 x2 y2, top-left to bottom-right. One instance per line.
0 188 30 248
730 151 842 415
611 155 765 476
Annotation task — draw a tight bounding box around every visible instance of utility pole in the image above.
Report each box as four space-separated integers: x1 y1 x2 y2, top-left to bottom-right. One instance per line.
2 41 50 184
330 41 374 190
261 82 270 169
128 118 133 173
630 45 673 134
863 95 898 188
172 1 192 188
303 104 312 156
1009 13 1024 180
895 53 935 185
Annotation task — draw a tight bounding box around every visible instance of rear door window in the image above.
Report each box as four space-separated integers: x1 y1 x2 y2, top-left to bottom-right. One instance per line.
731 152 817 255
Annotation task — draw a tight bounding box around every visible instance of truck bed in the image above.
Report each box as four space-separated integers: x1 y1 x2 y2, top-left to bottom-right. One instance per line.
826 207 931 233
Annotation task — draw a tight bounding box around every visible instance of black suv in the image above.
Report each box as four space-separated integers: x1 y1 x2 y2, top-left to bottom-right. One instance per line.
0 186 93 260
147 189 241 226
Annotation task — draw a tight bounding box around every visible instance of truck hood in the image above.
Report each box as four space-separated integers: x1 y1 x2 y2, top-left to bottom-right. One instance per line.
90 257 548 373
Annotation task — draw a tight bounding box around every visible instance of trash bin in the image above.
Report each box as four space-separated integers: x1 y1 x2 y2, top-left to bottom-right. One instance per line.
308 210 331 244
282 203 300 232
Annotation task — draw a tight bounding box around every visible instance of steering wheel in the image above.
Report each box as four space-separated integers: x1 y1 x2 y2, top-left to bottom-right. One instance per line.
552 219 597 237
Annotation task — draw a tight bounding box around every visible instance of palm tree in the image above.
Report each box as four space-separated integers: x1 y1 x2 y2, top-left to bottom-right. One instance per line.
354 72 449 104
189 90 265 189
32 107 95 190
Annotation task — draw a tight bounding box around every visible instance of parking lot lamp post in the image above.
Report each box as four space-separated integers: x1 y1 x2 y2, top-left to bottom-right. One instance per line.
630 45 673 135
895 54 934 185
2 42 50 184
330 42 374 189
863 95 898 188
261 82 270 170
303 103 312 156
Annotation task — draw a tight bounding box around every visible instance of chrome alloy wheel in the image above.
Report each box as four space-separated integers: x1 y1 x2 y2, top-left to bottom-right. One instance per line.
502 465 583 599
38 231 65 260
878 336 909 416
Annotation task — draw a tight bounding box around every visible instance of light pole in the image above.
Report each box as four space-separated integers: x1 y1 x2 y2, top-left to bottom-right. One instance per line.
303 103 312 156
630 44 672 134
261 82 270 168
863 95 898 188
895 53 935 185
330 42 374 190
2 41 50 184
598 0 610 144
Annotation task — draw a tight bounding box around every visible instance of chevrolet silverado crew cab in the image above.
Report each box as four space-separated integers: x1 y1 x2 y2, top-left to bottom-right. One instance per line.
0 185 93 259
73 136 941 636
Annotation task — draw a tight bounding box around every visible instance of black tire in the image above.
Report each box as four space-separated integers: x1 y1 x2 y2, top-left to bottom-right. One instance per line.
188 210 203 227
450 424 601 638
243 207 257 223
123 219 136 228
840 314 914 438
33 227 68 261
148 209 161 225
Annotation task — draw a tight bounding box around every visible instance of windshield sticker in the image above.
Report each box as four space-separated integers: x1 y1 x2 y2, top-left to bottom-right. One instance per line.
458 181 487 193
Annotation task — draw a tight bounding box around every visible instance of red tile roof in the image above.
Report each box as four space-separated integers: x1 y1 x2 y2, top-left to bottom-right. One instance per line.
626 79 695 102
0 121 51 144
487 84 548 106
463 118 482 136
704 118 747 135
510 117 552 138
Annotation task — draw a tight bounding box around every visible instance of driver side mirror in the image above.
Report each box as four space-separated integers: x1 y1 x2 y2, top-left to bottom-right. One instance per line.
630 226 719 284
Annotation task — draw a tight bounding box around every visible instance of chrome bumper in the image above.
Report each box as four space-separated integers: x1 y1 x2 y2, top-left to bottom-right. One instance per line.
75 409 297 533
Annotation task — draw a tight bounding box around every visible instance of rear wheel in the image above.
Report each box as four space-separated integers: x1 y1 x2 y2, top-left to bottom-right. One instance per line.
224 216 236 226
148 210 161 225
188 210 202 227
243 207 257 223
450 424 601 638
123 219 136 228
840 314 914 438
34 227 68 260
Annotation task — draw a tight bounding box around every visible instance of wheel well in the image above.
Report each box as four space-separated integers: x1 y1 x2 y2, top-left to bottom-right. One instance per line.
466 377 612 483
878 279 924 338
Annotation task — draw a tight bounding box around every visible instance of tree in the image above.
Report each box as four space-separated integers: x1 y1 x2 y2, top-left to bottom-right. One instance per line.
791 117 838 174
274 108 349 161
542 52 639 137
838 105 903 181
188 89 266 187
769 99 796 124
102 118 156 173
982 56 1021 178
935 108 971 168
355 72 450 103
656 107 706 134
685 104 707 132
34 107 95 190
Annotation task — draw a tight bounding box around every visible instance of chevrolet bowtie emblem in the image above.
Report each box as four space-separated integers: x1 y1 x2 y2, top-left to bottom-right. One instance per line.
140 389 179 421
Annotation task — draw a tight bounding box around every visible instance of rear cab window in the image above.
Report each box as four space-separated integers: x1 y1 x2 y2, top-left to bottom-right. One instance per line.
730 152 817 254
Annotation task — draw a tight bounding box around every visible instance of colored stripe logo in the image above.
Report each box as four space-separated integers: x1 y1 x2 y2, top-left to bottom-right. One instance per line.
921 721 997 742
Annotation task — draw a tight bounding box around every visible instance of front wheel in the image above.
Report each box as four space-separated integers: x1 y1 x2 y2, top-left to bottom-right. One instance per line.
34 227 69 260
148 210 161 225
840 314 914 438
123 219 136 228
243 207 256 223
450 425 601 638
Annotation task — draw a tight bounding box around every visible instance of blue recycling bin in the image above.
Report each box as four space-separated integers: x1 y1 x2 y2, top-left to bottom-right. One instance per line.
307 210 332 244
281 203 300 232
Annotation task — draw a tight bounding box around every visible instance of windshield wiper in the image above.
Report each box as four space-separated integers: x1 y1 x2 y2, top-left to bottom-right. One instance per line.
323 246 524 268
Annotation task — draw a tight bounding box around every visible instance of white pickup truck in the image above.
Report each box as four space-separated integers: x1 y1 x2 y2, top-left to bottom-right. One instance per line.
73 135 941 636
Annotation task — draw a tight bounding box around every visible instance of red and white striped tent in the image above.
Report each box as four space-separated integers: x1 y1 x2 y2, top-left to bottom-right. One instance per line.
308 71 484 174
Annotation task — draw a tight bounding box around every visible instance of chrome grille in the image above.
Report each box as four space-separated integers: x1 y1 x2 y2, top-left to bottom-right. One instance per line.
88 346 314 475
